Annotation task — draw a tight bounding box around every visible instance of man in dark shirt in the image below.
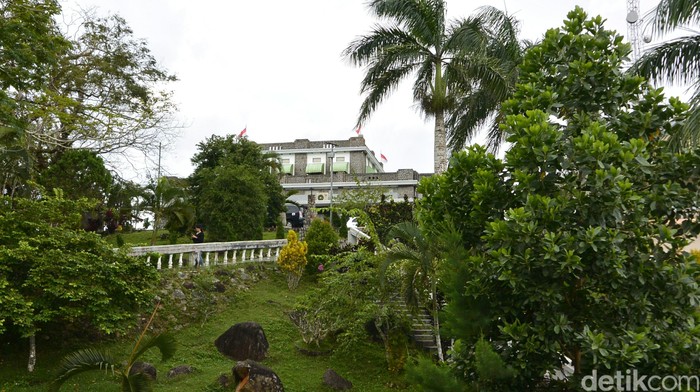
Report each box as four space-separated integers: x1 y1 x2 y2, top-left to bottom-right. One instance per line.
191 224 204 267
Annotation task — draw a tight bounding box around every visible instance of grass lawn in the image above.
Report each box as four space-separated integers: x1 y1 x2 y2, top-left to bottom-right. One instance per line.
0 266 419 391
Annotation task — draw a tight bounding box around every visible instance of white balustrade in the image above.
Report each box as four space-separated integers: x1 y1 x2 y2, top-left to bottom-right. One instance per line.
124 239 287 270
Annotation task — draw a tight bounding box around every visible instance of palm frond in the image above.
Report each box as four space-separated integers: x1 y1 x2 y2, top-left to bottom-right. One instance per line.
368 0 445 45
633 35 700 85
49 348 117 392
121 372 154 392
357 63 420 126
649 0 700 35
130 332 176 363
343 25 428 66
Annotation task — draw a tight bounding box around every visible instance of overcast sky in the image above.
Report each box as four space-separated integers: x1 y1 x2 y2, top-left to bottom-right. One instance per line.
58 0 662 181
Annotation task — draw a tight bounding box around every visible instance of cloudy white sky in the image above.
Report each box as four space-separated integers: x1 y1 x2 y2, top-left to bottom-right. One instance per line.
58 0 663 180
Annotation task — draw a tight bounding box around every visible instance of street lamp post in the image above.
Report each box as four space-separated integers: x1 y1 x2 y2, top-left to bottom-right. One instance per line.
328 143 336 227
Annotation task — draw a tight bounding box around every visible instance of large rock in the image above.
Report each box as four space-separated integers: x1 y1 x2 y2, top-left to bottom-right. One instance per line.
323 368 353 390
233 360 284 392
167 365 194 379
129 361 157 381
215 322 269 361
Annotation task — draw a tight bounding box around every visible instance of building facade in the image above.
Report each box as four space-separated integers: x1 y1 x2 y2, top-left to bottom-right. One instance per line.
258 136 431 207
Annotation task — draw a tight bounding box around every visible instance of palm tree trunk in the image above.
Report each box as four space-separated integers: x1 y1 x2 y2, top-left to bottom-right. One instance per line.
27 334 36 372
434 110 448 173
432 281 444 362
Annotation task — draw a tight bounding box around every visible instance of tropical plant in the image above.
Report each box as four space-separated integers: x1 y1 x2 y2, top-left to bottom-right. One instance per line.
49 305 176 392
139 176 194 245
383 222 444 361
630 0 700 150
416 7 700 389
0 192 157 372
277 230 308 290
294 250 411 373
343 1 524 173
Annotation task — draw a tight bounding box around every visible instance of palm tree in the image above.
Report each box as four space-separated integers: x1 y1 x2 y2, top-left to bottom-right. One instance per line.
631 0 700 150
382 221 444 361
343 1 523 173
49 306 176 392
140 176 194 245
446 7 529 153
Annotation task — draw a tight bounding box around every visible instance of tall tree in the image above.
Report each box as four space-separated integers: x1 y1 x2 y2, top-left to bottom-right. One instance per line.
190 135 284 241
446 6 529 152
0 0 69 198
419 7 700 389
2 7 178 196
344 1 523 173
30 11 179 165
631 0 700 150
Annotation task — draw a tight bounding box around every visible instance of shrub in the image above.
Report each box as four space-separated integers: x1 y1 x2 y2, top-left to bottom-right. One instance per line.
305 219 339 256
275 216 286 239
277 230 308 290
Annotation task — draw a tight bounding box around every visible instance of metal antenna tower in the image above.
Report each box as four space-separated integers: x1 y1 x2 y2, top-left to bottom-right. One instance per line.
626 0 643 61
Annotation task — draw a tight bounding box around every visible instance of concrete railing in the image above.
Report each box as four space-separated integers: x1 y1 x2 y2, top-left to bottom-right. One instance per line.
126 239 287 270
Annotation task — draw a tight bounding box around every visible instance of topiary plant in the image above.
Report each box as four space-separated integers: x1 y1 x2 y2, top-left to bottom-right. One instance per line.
305 219 339 256
277 230 308 290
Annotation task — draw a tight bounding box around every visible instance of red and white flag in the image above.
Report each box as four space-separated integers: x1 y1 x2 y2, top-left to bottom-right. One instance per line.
380 152 388 163
354 125 362 135
238 127 247 137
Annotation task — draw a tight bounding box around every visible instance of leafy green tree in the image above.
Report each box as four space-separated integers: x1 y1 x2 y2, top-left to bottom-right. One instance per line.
195 165 268 241
631 0 700 150
0 193 158 372
0 0 69 197
344 1 524 172
190 135 284 237
419 7 700 389
0 0 67 130
37 149 112 202
29 11 178 163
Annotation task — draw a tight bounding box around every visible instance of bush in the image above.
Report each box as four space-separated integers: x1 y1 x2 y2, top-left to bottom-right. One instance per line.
305 219 339 256
275 216 286 239
277 230 308 290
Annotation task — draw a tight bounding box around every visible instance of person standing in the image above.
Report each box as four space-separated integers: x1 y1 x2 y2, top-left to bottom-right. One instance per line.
191 224 204 267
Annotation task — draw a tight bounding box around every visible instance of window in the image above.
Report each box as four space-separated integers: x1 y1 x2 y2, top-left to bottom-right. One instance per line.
312 157 322 163
336 156 345 162
282 158 290 164
282 164 294 174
